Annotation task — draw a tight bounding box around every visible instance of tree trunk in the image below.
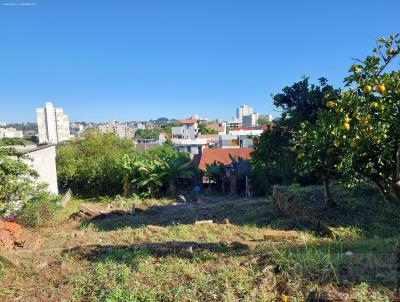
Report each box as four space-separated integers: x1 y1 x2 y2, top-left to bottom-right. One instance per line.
390 182 400 203
396 144 400 181
392 144 400 202
371 178 388 202
323 178 336 208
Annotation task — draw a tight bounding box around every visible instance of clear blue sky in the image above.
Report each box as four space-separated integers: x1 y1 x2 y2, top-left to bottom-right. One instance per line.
0 0 399 123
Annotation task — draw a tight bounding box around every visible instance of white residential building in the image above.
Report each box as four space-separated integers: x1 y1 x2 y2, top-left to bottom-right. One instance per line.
172 118 199 140
173 138 208 156
36 101 71 144
242 113 259 127
0 127 23 138
98 120 134 139
236 104 260 127
218 134 255 148
70 123 85 137
229 128 263 136
227 119 242 129
236 105 253 123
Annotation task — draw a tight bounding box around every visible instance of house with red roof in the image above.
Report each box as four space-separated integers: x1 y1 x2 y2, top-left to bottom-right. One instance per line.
195 147 254 194
197 147 254 171
204 122 226 135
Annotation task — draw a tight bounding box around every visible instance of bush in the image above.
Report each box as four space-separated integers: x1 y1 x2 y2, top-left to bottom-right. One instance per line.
18 184 61 228
0 140 38 216
57 130 135 197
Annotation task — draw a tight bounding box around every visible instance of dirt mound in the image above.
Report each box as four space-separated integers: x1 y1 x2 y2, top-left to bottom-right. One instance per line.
0 219 25 251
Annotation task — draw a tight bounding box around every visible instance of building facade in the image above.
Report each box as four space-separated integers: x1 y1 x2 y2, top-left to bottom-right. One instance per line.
172 119 199 140
236 105 253 123
36 101 71 144
0 127 23 138
236 104 260 127
98 120 135 139
242 113 259 127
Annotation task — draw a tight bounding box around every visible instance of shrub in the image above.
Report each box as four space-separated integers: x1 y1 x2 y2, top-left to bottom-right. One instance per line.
18 184 61 228
57 130 135 197
0 139 37 216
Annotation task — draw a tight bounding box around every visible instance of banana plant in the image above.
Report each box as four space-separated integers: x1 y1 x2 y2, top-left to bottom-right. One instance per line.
121 149 195 198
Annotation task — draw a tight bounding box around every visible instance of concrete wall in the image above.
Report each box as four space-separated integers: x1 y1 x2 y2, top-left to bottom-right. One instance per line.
24 145 58 194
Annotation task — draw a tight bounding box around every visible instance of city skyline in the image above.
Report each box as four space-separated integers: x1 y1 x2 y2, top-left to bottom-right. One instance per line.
1 1 399 122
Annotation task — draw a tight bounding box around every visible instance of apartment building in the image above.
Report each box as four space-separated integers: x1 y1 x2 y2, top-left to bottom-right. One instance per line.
98 120 135 139
172 118 199 139
0 127 23 139
36 101 71 144
236 105 253 123
236 104 259 127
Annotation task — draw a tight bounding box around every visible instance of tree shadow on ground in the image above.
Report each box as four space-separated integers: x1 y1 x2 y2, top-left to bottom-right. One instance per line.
62 239 399 292
278 184 400 238
62 240 254 266
266 237 400 291
79 197 316 233
79 183 400 240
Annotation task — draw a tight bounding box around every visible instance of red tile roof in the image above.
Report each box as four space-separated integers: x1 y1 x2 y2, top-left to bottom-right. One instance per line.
198 148 254 171
179 119 198 124
205 123 224 132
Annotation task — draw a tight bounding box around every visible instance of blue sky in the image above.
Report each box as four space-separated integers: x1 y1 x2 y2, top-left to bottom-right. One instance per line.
0 0 399 123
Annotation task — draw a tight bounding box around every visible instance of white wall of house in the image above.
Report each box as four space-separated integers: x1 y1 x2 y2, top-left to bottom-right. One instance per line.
173 138 207 157
22 145 59 194
228 129 263 136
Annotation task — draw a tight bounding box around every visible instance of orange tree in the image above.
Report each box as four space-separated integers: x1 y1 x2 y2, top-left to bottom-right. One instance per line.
293 110 342 207
251 77 340 195
295 34 400 202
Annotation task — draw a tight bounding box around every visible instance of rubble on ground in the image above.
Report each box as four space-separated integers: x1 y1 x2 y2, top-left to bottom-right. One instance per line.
0 219 25 251
69 203 132 221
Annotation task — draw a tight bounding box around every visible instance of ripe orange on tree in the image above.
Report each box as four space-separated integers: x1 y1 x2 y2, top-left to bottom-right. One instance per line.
326 100 335 108
375 84 386 94
363 85 372 93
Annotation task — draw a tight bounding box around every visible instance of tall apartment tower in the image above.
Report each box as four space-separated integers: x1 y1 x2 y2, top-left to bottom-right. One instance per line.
36 101 71 144
236 105 253 123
